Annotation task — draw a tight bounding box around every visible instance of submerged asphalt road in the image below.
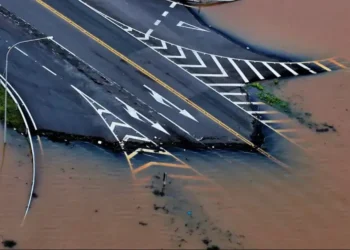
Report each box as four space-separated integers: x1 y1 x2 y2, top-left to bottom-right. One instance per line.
0 0 334 167
0 7 249 150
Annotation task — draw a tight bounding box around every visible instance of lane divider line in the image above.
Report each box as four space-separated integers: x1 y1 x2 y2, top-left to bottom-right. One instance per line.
79 2 308 151
42 65 57 76
14 47 29 57
36 0 289 169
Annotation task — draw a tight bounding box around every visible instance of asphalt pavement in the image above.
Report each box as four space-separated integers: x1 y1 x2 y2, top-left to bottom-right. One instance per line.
0 4 254 150
1 0 341 168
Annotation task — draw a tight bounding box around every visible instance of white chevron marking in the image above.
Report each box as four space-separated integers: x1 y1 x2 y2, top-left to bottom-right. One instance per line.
263 62 281 77
165 45 186 59
228 58 249 83
280 63 299 75
245 61 265 80
151 40 168 50
178 51 206 68
297 63 316 74
138 29 153 41
192 55 228 77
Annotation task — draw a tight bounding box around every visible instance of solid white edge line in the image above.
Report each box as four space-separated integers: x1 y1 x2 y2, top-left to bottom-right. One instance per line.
0 78 36 225
220 92 246 96
0 75 37 130
42 65 57 76
234 102 265 105
206 83 245 87
76 0 308 151
158 113 191 136
247 110 278 114
81 0 333 65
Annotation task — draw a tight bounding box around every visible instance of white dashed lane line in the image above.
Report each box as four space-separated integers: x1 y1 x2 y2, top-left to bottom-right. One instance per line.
140 1 178 44
77 0 349 150
170 2 177 8
12 45 59 78
42 65 57 76
154 20 161 26
14 47 29 57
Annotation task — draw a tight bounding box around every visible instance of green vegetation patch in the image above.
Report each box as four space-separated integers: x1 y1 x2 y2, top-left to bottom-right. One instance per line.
247 82 264 91
258 91 291 113
0 86 25 132
246 81 291 113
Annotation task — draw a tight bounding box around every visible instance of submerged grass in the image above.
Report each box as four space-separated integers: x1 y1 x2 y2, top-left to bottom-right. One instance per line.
0 86 25 132
258 91 291 113
247 82 291 113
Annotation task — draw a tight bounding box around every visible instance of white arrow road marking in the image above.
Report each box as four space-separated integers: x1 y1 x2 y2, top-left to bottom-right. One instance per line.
177 21 209 32
144 85 198 122
115 96 170 135
71 85 151 144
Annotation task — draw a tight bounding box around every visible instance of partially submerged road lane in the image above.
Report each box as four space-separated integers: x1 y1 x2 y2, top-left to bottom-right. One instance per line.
0 6 247 149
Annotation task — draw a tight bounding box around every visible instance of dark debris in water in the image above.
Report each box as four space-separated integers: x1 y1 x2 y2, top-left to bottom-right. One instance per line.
152 189 165 197
2 240 17 249
153 204 169 214
139 221 148 226
207 245 220 250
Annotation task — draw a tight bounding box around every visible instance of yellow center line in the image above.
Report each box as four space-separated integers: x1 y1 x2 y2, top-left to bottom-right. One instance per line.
36 0 289 169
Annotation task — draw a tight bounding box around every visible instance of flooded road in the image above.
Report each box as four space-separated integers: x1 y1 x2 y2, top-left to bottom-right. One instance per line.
1 124 350 249
203 0 350 248
1 1 350 249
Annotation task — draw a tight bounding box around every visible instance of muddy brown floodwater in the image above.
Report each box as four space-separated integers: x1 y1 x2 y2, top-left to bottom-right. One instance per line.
203 0 350 248
1 1 350 249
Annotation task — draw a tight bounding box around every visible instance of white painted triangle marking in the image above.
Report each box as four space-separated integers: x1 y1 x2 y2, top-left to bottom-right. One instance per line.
177 21 209 32
179 109 198 122
152 123 170 135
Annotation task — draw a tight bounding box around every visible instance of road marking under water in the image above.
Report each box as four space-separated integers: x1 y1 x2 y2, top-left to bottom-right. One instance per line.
36 0 289 169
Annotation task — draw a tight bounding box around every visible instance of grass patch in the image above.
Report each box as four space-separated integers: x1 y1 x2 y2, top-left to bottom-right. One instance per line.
0 86 25 132
248 82 264 91
258 91 291 113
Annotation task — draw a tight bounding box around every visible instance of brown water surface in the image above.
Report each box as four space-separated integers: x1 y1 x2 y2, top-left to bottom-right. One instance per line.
203 0 350 248
1 1 350 249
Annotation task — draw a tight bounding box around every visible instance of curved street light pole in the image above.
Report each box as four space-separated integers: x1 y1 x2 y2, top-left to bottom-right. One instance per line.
3 36 53 144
